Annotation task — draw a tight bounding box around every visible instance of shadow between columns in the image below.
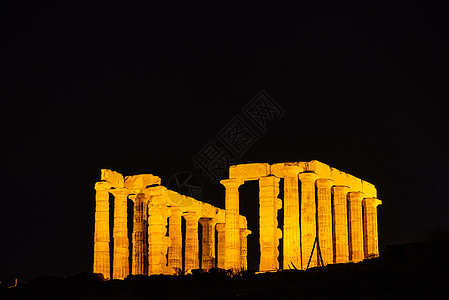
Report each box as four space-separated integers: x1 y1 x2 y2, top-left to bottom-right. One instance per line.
239 181 260 272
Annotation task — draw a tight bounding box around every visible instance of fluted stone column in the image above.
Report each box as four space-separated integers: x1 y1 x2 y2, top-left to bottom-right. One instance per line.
348 191 364 262
184 212 200 271
362 198 382 258
147 188 171 275
283 171 301 270
131 193 148 275
93 182 111 279
221 178 244 270
168 207 183 273
316 178 334 265
298 172 320 269
110 188 130 279
259 176 282 272
240 227 251 270
199 218 217 270
331 185 350 263
216 223 226 269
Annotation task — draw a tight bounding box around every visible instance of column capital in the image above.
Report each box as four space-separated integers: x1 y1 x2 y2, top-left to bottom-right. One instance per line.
169 206 183 215
216 223 226 232
316 178 334 188
259 175 281 185
109 188 129 197
128 192 147 202
348 191 365 202
362 197 382 207
128 189 143 196
143 185 166 197
239 216 248 229
95 181 113 191
240 229 252 237
220 178 244 188
332 185 349 194
297 171 320 183
183 211 201 222
199 217 217 227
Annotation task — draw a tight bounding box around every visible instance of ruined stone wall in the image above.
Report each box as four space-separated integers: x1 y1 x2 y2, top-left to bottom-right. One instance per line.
93 170 249 279
93 160 381 278
223 160 381 271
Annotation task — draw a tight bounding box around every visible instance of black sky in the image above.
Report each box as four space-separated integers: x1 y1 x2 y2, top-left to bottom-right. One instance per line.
1 1 449 283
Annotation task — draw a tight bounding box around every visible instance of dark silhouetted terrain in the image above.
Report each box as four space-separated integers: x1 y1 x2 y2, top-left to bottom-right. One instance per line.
1 233 448 299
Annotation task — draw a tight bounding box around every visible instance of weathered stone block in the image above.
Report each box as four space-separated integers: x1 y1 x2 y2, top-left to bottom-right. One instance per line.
229 163 270 180
101 169 124 188
270 162 302 177
124 174 161 189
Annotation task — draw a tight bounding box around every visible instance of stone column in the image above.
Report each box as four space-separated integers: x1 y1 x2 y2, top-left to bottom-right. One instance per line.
348 191 364 262
362 198 382 258
93 182 111 279
131 193 147 275
168 207 183 273
316 178 334 265
184 212 200 272
216 223 226 269
221 178 244 270
259 176 282 272
331 185 350 263
240 226 251 270
110 188 130 280
147 187 171 275
298 172 319 269
199 218 217 270
283 170 301 270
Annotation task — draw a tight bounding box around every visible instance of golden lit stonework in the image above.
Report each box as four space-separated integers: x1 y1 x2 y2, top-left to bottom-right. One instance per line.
93 160 381 279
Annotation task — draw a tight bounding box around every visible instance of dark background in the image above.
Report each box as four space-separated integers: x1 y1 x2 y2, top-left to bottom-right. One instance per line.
1 1 448 284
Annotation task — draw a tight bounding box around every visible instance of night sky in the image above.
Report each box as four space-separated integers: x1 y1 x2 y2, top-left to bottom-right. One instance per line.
1 1 449 283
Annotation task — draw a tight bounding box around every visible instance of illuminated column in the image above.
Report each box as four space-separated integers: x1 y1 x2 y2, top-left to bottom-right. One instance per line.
239 220 251 270
184 212 200 271
110 188 130 279
93 182 112 279
216 223 226 269
147 188 170 275
221 178 244 270
283 171 301 270
362 198 382 258
348 191 364 262
131 193 148 275
199 218 217 270
298 172 320 269
331 185 350 263
259 176 282 272
316 178 334 265
168 207 183 273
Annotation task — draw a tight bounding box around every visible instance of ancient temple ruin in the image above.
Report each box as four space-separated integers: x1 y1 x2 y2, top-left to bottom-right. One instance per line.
93 160 381 279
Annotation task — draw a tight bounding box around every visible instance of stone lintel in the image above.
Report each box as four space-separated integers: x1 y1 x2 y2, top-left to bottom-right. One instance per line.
297 171 320 182
270 163 302 178
109 188 129 197
95 181 113 191
348 191 365 202
363 197 382 207
316 178 334 188
124 174 161 190
229 163 270 181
